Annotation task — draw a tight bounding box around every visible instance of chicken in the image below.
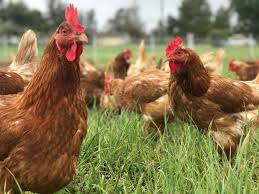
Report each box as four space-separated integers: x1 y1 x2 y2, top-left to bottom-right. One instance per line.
128 40 158 75
167 37 259 157
105 69 173 134
199 51 214 65
80 69 105 107
0 29 38 95
202 48 225 74
100 74 120 112
228 59 259 81
79 58 105 106
109 48 132 79
0 4 88 194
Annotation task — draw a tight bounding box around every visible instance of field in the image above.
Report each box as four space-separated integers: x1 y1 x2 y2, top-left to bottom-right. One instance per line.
1 43 259 194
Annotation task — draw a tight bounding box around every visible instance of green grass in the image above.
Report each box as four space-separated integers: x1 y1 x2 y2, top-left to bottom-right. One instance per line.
58 108 259 194
1 43 259 193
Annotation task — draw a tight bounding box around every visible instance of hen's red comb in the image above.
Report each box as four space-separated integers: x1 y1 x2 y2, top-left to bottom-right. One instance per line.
65 4 84 33
125 48 132 58
166 36 183 57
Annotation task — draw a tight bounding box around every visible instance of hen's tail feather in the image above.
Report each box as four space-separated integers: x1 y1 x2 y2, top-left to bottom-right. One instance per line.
8 30 38 82
12 29 38 66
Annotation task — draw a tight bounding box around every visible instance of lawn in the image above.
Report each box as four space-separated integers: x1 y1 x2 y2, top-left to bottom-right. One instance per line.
1 43 259 193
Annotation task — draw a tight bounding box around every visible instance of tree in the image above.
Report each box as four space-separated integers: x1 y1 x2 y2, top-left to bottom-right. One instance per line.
106 6 145 38
0 0 3 8
210 6 231 39
0 1 47 36
177 0 212 38
213 7 230 31
166 15 178 35
231 0 259 38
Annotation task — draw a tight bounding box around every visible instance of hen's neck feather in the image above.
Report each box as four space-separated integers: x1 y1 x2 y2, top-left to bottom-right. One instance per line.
16 37 81 115
175 50 210 97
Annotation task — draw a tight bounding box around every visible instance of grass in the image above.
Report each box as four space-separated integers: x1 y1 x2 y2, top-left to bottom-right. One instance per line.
1 43 259 193
58 108 259 194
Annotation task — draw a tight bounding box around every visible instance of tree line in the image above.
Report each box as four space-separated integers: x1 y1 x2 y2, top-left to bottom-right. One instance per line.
0 0 258 39
0 0 96 37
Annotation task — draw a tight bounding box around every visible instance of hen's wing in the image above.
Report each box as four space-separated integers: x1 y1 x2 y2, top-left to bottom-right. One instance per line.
206 74 259 113
123 70 169 103
0 94 23 161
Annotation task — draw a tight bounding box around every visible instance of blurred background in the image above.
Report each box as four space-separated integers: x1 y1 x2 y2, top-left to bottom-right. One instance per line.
0 0 258 66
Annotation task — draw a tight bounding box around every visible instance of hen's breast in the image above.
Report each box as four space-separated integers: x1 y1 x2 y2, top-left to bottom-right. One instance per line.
0 94 87 193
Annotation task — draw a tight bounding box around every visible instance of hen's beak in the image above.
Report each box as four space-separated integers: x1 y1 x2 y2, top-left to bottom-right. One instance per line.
76 33 88 43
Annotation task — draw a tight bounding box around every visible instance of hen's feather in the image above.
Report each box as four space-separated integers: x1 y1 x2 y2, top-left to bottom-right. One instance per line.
128 40 158 75
106 69 173 134
0 71 25 95
122 70 169 103
203 48 225 74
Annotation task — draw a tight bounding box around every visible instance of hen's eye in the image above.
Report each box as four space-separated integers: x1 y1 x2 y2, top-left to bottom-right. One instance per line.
175 51 183 55
59 28 68 35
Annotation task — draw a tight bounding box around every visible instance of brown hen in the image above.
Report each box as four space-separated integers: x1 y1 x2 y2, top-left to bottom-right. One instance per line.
80 69 105 107
109 48 132 79
229 59 259 81
0 4 88 194
167 37 259 157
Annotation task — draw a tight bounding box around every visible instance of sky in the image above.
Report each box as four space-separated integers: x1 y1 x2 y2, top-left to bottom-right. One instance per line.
18 0 229 32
